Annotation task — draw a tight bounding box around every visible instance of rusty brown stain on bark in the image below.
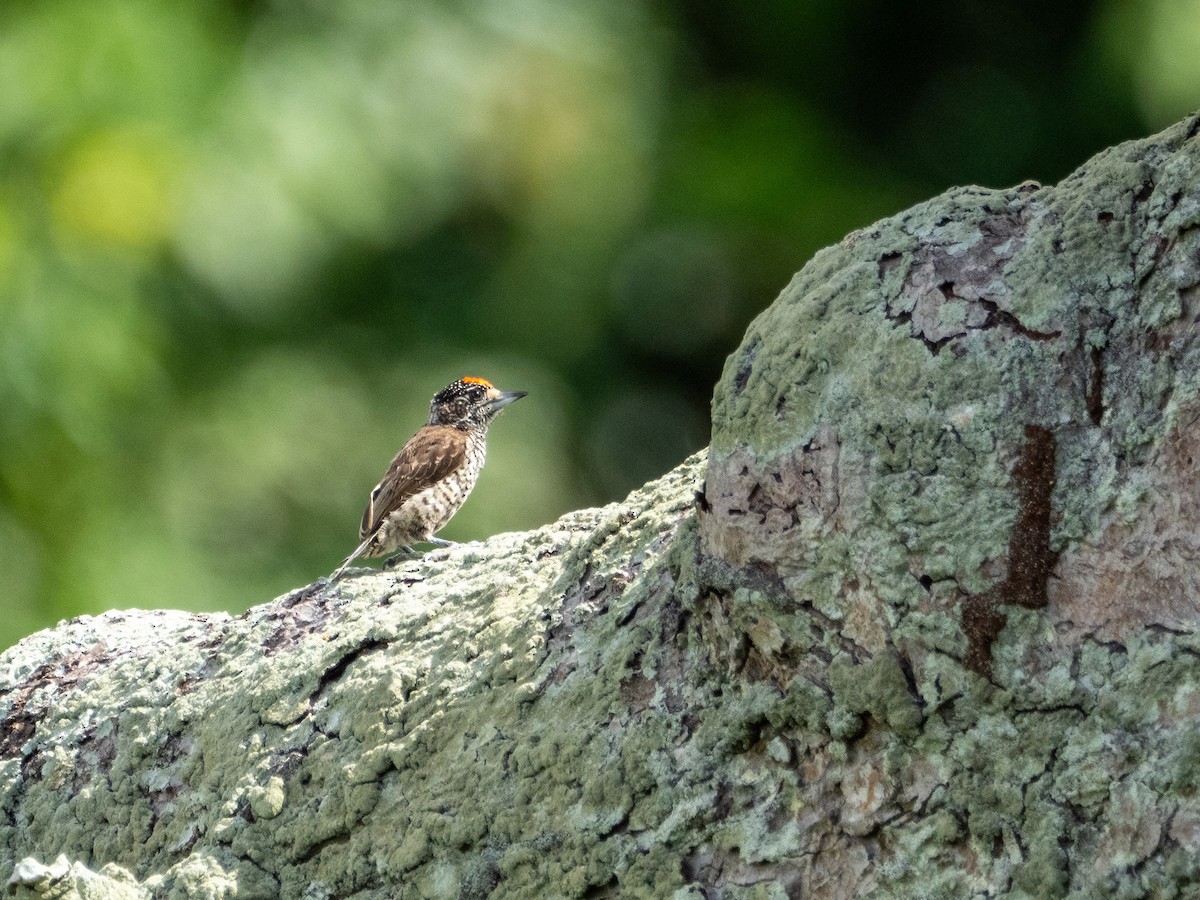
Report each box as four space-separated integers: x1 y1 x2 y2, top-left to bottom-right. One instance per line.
964 424 1059 675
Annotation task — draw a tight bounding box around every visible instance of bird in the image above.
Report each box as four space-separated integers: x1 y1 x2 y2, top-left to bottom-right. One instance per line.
331 377 527 581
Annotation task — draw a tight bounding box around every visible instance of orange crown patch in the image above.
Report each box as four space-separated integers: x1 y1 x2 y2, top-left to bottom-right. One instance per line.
461 377 494 387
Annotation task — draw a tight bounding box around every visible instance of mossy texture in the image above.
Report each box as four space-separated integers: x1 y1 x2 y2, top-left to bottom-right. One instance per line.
700 113 1200 894
4 457 734 898
4 115 1200 898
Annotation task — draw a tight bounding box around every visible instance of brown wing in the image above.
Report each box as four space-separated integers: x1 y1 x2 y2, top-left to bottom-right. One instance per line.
359 425 467 540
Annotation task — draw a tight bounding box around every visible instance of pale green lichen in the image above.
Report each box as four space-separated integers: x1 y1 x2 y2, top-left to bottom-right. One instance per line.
3 453 724 898
7 855 145 900
700 112 1200 896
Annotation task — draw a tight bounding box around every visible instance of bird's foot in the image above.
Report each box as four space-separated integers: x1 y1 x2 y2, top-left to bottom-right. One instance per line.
426 537 456 548
382 547 418 569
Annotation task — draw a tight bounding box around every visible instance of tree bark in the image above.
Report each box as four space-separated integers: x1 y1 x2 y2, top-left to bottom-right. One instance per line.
4 113 1200 899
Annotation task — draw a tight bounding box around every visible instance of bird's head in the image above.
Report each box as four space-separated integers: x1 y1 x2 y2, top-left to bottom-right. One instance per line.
428 377 527 430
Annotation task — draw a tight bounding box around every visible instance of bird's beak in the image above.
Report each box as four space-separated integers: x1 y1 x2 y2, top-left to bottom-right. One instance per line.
489 390 527 411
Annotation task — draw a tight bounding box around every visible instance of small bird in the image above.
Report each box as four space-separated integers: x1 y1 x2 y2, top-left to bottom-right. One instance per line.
331 377 527 580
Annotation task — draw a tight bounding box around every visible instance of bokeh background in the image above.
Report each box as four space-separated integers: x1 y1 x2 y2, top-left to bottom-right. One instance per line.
1 0 1198 650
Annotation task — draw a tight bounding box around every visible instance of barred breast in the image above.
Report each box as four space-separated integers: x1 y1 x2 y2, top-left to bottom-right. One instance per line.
371 430 487 552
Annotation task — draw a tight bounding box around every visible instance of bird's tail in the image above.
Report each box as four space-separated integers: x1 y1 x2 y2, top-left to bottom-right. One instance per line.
330 536 373 582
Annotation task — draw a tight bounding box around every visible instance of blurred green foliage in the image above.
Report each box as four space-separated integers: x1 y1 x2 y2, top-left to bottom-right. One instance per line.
0 0 1196 649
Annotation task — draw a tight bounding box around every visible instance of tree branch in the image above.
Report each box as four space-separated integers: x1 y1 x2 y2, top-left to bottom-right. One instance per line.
4 112 1200 899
